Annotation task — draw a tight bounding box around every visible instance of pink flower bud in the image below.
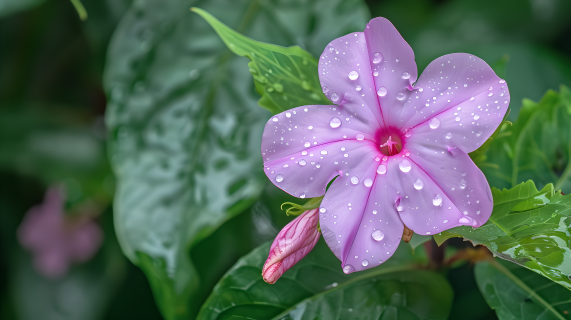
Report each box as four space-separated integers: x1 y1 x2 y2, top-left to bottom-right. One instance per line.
262 208 320 284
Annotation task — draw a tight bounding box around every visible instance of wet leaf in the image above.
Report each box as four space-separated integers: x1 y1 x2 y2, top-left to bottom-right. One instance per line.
103 0 369 318
434 180 571 290
480 86 571 192
475 259 571 320
198 239 451 320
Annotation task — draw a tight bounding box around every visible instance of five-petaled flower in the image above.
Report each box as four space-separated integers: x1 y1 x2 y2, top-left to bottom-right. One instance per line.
261 17 509 274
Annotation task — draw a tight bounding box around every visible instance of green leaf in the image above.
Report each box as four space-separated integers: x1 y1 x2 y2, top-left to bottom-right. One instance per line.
433 180 571 290
104 1 369 319
481 86 571 192
407 233 432 253
0 0 45 18
192 7 329 114
475 259 571 320
198 240 452 320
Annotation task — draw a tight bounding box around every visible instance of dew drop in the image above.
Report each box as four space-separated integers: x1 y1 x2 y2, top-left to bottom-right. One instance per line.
348 71 359 80
299 159 307 166
320 207 326 213
356 133 365 140
429 118 440 129
399 159 412 173
446 132 452 139
355 85 362 91
272 117 278 122
362 259 369 267
304 142 311 147
343 265 355 274
377 164 387 174
433 194 443 206
330 117 342 129
455 116 461 122
364 178 373 187
459 179 467 189
377 87 388 97
474 115 480 120
275 175 284 183
321 150 328 155
286 112 291 118
397 205 404 212
470 97 475 101
351 176 359 185
476 131 482 137
459 217 471 224
323 86 329 93
372 230 385 241
461 171 466 176
372 52 383 64
396 92 406 101
331 92 340 102
402 72 410 80
414 178 424 190
300 193 306 199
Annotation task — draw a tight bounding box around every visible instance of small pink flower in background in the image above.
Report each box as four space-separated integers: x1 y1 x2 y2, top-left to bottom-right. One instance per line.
263 209 320 284
262 17 509 274
18 187 103 278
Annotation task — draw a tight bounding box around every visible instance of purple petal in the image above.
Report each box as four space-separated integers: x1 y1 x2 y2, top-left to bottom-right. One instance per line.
262 104 380 198
318 32 384 127
319 161 403 273
364 17 418 128
401 54 510 152
389 149 493 234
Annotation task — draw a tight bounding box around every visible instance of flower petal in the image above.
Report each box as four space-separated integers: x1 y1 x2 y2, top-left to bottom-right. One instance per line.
318 32 384 128
262 104 380 198
319 161 404 273
263 209 320 284
364 17 418 128
401 54 509 152
387 149 492 234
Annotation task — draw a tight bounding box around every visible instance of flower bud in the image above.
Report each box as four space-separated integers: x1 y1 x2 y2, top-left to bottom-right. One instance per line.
262 208 320 284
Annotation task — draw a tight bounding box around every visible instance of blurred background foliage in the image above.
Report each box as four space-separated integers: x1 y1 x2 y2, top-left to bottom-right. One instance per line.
0 0 570 319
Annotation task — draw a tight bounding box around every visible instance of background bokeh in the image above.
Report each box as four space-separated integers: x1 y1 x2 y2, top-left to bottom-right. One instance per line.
0 0 569 319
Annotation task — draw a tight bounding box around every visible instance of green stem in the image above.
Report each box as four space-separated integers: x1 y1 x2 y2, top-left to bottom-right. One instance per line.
70 0 88 21
489 259 565 320
270 264 416 319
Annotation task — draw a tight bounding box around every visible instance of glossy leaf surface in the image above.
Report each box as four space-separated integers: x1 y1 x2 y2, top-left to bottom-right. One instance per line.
198 240 452 320
476 259 571 320
103 0 369 318
434 180 571 289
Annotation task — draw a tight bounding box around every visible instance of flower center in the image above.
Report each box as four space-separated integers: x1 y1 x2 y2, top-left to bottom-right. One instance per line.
376 127 403 156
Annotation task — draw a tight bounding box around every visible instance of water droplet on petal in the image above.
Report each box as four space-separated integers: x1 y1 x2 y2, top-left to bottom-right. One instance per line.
331 92 340 102
476 131 482 137
474 115 480 120
399 159 412 173
343 265 355 274
414 179 424 190
320 207 326 213
355 85 362 91
402 72 411 80
377 164 387 174
330 117 341 128
372 52 383 64
461 171 466 176
364 178 373 187
470 97 475 101
304 142 311 148
286 112 291 118
275 175 284 183
433 194 443 206
396 92 406 100
272 117 278 122
362 259 369 267
299 160 307 166
300 193 306 199
397 205 404 212
351 176 359 185
455 116 461 122
459 179 467 189
459 217 471 224
348 71 359 80
377 87 388 97
446 132 452 139
321 150 328 155
356 133 364 140
429 118 440 129
372 230 385 241
323 86 329 93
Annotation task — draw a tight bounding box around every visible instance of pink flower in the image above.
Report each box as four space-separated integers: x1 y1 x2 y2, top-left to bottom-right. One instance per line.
263 209 320 284
18 187 103 278
261 17 509 274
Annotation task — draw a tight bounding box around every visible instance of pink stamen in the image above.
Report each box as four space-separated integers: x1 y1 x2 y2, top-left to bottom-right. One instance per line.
380 136 399 156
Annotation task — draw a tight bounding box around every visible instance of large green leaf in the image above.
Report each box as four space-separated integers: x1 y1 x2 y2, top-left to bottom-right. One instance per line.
475 259 571 320
480 86 571 191
433 180 571 290
198 240 451 320
0 0 45 18
192 8 330 114
103 0 369 318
